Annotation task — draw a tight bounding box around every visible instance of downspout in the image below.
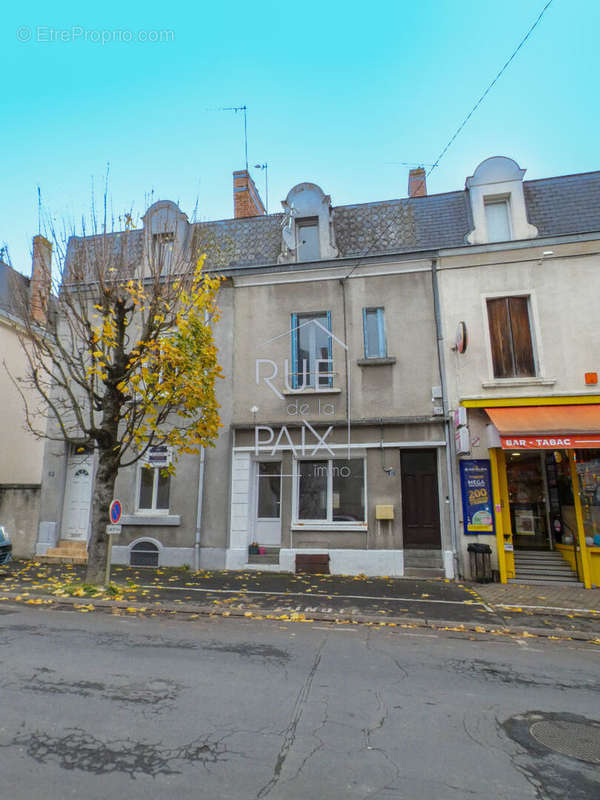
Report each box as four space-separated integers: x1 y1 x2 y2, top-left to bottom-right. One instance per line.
194 447 206 571
431 257 460 579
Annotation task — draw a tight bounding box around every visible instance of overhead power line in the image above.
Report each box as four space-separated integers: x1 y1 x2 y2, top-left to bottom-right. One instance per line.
344 0 555 279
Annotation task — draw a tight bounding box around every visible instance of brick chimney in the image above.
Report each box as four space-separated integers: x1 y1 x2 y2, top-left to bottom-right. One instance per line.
408 167 427 198
233 170 266 218
30 235 52 325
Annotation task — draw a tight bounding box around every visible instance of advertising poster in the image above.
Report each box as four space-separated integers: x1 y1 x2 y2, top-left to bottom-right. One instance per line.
460 459 495 535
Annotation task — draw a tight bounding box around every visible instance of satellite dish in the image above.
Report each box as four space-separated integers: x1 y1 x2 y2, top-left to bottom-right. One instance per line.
282 225 296 250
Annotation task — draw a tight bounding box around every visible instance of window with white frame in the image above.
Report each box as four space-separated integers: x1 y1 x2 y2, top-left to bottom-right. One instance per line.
295 458 365 523
296 217 320 261
484 198 511 243
291 312 333 388
137 464 171 513
363 307 387 358
152 232 174 268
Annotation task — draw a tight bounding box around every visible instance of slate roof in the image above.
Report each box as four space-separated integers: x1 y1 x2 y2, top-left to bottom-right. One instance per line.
65 170 600 273
0 261 29 316
524 172 600 237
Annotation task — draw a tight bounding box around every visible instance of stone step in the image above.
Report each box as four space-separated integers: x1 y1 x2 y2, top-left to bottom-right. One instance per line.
38 554 87 565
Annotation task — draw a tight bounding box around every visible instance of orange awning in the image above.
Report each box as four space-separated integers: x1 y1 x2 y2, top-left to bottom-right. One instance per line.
485 405 600 449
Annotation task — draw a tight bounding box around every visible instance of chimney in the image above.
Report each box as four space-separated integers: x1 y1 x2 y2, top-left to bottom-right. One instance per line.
233 170 266 218
30 235 52 325
408 167 427 198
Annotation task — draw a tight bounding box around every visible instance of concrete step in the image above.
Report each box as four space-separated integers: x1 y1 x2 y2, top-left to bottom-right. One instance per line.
509 578 584 586
404 550 443 569
403 567 445 579
248 554 280 565
516 571 580 581
39 539 88 565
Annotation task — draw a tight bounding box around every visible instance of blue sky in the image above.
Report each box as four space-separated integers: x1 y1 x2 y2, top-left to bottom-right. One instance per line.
2 0 598 274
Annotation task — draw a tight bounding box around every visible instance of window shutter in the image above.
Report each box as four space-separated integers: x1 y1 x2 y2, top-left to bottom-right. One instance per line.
508 297 535 377
487 298 513 378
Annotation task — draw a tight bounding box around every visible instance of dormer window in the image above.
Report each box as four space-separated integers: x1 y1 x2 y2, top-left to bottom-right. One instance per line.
142 200 191 275
152 232 174 268
278 183 338 264
466 157 537 245
484 198 511 243
296 218 319 261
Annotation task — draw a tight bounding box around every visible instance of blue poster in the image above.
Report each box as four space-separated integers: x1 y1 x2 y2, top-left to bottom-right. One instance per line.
459 459 495 536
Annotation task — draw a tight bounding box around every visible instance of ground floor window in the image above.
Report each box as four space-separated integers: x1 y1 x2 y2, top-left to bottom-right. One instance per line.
296 458 365 523
137 465 170 512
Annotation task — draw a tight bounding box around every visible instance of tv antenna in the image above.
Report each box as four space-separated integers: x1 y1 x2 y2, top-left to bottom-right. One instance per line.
221 105 248 171
254 163 268 214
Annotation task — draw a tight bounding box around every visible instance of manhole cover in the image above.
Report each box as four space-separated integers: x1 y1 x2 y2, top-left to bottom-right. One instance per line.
529 720 600 764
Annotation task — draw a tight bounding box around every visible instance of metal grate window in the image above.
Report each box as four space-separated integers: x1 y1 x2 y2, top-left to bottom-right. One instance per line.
130 540 159 567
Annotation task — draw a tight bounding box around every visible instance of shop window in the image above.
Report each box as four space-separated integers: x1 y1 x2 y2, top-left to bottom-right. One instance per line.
130 540 159 567
487 296 535 378
257 462 281 519
363 307 387 358
484 198 511 242
296 218 320 261
137 464 170 512
291 312 333 389
296 458 365 523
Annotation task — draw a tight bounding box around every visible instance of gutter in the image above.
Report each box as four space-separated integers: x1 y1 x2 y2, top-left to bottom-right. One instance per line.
431 257 461 578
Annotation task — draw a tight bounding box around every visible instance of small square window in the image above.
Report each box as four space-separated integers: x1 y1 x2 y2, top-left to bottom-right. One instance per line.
363 308 386 358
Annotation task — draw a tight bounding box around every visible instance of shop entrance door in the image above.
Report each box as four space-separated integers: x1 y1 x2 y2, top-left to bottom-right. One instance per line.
506 452 551 551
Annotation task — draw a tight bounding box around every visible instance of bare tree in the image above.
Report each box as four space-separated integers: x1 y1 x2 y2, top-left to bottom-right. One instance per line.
8 198 223 584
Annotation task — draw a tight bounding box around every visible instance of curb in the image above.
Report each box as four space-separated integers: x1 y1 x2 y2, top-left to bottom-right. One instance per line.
1 590 598 643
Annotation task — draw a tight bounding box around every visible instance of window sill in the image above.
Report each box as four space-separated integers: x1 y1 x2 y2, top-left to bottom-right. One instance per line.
357 357 396 367
122 514 181 526
481 378 556 389
282 387 341 396
291 523 367 531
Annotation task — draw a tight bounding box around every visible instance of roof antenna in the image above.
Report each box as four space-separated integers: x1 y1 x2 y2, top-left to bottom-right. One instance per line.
221 105 248 171
37 186 42 235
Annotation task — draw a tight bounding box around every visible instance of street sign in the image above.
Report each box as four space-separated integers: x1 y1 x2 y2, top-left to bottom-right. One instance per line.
109 499 122 524
106 524 122 535
148 445 171 467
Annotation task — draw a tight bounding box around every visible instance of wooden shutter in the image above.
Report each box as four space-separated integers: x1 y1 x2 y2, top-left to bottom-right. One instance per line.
487 298 513 378
508 296 535 377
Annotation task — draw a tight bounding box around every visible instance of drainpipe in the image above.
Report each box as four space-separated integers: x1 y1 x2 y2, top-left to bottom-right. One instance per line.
431 257 460 579
194 447 206 572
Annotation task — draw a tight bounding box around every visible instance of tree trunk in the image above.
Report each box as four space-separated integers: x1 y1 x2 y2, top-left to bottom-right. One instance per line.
85 450 119 585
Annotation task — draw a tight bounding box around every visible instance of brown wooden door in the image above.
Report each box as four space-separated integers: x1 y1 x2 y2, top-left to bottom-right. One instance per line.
401 450 441 549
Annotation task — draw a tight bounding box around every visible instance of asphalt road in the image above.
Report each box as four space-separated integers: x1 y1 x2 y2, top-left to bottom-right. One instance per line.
0 605 599 799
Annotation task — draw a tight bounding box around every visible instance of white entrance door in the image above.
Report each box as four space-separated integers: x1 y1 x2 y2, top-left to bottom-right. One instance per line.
252 461 282 546
62 452 93 541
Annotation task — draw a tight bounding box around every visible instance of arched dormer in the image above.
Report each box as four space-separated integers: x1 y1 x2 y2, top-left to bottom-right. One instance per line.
466 157 538 245
278 183 338 264
142 200 191 273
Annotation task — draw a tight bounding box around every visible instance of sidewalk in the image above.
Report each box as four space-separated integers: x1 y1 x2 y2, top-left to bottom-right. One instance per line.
0 560 598 641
